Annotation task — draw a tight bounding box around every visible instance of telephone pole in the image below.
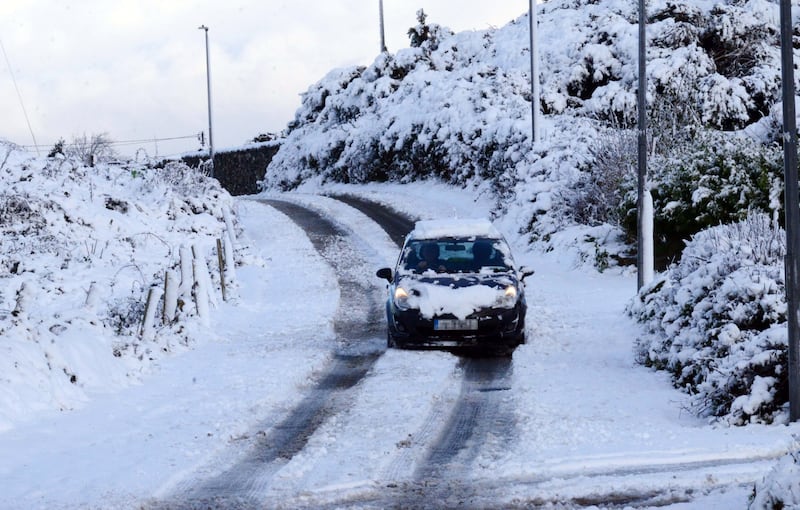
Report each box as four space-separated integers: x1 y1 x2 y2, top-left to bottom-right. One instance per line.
198 25 215 176
636 0 650 290
779 0 800 422
528 0 540 143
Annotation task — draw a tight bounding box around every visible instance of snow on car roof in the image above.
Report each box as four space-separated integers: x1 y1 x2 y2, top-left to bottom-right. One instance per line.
409 218 503 240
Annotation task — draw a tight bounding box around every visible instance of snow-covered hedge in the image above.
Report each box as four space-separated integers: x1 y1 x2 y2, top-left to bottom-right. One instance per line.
628 213 789 425
750 449 800 509
261 0 791 264
618 129 784 261
0 143 236 431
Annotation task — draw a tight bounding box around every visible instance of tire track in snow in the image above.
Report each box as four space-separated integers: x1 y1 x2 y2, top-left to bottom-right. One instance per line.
330 195 523 492
329 193 416 247
151 196 521 509
296 451 782 509
151 199 386 509
281 356 519 510
304 196 521 509
388 356 517 509
416 357 516 476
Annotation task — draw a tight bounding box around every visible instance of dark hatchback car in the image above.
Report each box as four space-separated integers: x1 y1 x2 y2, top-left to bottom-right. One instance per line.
376 219 532 356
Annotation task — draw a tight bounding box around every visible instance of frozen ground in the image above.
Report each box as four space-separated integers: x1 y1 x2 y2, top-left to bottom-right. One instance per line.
0 181 798 509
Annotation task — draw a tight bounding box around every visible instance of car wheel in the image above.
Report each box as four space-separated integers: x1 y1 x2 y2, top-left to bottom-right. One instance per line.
387 331 397 348
493 346 515 358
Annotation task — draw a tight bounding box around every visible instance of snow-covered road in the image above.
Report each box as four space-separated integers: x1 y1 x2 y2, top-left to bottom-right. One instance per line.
1 184 798 509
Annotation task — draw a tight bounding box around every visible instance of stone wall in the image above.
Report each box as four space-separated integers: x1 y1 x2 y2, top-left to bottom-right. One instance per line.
183 141 280 196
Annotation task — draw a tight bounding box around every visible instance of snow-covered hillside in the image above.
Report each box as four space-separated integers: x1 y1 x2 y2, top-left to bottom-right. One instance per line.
0 142 237 432
262 0 790 259
2 0 800 505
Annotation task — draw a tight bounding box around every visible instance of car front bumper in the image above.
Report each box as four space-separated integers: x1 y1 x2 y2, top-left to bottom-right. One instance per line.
387 302 526 349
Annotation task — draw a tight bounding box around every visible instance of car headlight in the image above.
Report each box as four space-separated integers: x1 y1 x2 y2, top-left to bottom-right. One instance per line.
394 286 412 310
496 284 518 308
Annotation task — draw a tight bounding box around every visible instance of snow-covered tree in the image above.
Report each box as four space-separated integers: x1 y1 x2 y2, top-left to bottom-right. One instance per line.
67 132 117 165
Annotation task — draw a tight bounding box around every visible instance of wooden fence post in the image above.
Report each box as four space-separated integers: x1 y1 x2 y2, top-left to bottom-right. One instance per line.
163 270 179 323
223 207 237 246
141 286 164 340
179 245 193 315
216 238 227 302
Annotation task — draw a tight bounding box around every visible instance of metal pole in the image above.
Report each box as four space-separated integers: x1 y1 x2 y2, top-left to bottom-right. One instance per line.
379 0 387 52
199 25 215 176
779 0 800 422
528 0 540 143
636 0 647 290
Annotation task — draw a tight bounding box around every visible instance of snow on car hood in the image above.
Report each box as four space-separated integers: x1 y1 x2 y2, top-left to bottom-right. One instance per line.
397 274 516 320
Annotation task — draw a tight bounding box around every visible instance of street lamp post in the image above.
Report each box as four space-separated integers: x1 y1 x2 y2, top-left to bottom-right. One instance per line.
779 0 800 422
636 0 649 290
528 0 540 143
198 25 215 177
379 0 387 53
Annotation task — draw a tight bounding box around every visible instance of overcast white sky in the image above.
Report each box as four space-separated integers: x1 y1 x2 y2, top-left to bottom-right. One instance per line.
0 1 527 159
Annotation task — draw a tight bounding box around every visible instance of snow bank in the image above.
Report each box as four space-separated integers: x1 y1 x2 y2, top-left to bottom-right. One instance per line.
750 449 800 509
0 143 236 431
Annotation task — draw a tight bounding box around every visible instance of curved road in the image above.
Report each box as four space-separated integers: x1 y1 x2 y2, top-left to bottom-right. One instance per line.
149 196 521 509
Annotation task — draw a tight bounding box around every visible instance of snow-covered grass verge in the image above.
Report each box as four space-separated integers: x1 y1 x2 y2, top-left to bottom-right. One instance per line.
0 143 236 432
750 448 800 509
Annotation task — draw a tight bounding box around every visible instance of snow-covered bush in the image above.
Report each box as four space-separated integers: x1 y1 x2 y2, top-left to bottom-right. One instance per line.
0 144 236 430
750 449 800 509
620 129 783 263
265 36 533 191
628 213 789 424
407 9 453 53
697 2 779 130
572 126 636 227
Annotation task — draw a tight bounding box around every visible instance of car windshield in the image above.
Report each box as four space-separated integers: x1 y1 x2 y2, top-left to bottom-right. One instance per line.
400 238 512 274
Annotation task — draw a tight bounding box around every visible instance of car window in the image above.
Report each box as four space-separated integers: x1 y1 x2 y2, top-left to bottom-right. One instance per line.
400 238 512 274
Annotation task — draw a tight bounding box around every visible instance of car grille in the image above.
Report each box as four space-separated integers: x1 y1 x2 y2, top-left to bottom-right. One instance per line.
411 309 518 337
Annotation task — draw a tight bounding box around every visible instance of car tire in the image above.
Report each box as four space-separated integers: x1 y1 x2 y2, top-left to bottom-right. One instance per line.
494 346 515 357
387 331 397 348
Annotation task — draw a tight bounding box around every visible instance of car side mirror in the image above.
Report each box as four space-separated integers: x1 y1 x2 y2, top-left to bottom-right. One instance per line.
376 267 393 282
519 266 535 281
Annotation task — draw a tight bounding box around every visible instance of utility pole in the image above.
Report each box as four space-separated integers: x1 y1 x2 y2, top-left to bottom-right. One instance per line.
528 0 540 143
636 0 649 290
198 25 215 177
779 0 800 422
379 0 387 52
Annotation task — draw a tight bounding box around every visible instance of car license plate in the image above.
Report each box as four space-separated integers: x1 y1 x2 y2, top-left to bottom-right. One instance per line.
434 319 478 331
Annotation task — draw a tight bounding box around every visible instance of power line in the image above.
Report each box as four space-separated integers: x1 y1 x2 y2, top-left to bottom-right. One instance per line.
19 133 201 151
0 37 40 156
106 134 201 147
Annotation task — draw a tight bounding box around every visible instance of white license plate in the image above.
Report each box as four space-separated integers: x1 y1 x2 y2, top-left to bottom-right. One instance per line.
434 319 478 331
